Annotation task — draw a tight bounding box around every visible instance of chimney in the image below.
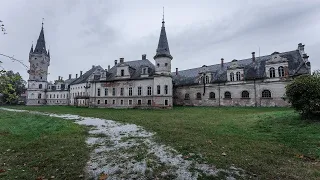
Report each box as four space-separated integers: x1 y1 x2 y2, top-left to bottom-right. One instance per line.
80 71 83 76
58 76 60 80
76 74 78 78
120 57 124 63
114 60 118 65
303 53 309 61
176 68 178 75
142 54 147 60
92 65 95 69
221 58 224 68
69 74 71 79
298 43 305 54
252 52 256 62
108 65 110 71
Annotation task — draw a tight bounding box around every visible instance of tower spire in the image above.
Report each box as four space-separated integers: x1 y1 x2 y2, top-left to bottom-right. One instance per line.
34 20 47 54
30 43 33 54
154 8 172 60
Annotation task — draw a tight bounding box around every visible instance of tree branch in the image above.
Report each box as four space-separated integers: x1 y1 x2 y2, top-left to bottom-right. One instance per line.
0 53 28 70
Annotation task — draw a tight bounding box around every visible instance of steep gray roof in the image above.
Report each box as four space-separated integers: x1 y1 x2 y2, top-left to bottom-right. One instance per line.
64 78 77 85
105 59 156 81
172 50 310 86
33 25 47 55
154 20 172 60
70 65 103 85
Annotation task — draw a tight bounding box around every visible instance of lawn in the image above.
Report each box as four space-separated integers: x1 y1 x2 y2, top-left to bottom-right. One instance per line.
5 106 320 179
0 110 90 179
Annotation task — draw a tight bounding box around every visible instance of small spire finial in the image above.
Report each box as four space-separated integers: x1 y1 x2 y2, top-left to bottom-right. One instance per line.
42 18 44 27
162 7 165 23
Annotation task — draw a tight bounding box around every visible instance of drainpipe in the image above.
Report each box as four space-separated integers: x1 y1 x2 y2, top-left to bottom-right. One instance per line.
254 79 257 107
218 83 221 107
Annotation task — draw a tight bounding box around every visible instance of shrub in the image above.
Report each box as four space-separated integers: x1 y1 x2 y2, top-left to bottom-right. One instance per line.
286 71 320 118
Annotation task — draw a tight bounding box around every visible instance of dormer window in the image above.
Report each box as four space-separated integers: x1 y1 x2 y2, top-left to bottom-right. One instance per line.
269 67 275 78
230 72 235 82
278 66 284 77
205 76 210 84
121 69 124 76
236 72 241 81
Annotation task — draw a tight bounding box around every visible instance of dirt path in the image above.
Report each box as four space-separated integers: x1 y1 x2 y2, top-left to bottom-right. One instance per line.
1 108 245 179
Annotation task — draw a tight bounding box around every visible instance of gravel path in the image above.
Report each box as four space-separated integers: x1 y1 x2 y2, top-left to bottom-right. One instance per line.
1 108 246 180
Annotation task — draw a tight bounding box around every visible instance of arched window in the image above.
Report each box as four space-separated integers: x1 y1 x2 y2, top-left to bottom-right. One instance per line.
269 67 275 78
224 91 231 99
39 84 42 89
205 76 210 84
230 72 234 82
185 93 190 100
236 72 241 81
200 76 204 84
241 91 250 98
278 66 284 77
262 90 271 98
196 92 202 99
209 92 215 99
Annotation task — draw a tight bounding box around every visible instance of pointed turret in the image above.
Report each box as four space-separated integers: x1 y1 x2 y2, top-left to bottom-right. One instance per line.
34 23 47 54
154 11 173 60
30 44 33 54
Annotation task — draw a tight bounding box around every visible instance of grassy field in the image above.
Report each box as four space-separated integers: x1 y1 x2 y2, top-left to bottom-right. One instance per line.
5 106 320 179
0 110 90 179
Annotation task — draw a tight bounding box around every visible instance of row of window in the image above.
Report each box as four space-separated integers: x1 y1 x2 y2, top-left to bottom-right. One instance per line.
269 66 285 78
72 92 88 97
96 99 169 106
185 90 272 100
229 72 242 82
48 93 69 99
97 85 169 97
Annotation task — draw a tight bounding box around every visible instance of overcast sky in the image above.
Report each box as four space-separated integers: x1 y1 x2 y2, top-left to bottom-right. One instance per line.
0 0 320 81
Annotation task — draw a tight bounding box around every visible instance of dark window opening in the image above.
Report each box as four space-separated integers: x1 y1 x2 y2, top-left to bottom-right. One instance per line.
147 100 152 105
196 93 201 99
157 85 161 95
165 100 168 106
224 91 231 99
138 100 142 105
121 69 124 76
262 90 271 98
185 93 190 100
209 92 215 99
241 91 250 98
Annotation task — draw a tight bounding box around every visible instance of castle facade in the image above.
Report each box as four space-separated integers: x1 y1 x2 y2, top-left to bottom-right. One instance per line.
26 18 311 108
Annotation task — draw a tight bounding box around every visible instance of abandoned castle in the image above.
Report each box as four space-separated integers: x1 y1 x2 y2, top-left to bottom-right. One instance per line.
26 17 311 108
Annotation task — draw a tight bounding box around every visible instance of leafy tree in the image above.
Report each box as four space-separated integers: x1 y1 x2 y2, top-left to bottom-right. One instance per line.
0 70 26 104
286 71 320 118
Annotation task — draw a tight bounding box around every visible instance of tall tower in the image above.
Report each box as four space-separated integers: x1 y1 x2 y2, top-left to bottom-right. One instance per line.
154 9 173 75
153 9 173 108
26 22 50 105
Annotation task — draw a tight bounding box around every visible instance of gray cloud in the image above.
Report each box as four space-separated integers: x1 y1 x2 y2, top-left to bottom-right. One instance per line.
0 0 319 81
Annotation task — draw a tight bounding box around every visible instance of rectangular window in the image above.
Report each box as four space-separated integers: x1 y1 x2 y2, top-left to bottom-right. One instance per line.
147 86 152 96
129 100 132 105
138 99 142 105
121 69 124 76
157 85 161 95
165 99 168 106
121 99 124 105
164 85 168 95
50 94 52 98
138 87 142 96
113 99 116 104
97 100 100 104
129 87 133 96
105 88 108 96
112 88 116 96
53 94 55 98
120 88 124 96
97 88 101 96
105 100 108 104
147 100 152 106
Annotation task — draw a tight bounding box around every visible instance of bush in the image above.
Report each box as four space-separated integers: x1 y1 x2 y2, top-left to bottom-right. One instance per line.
286 71 320 118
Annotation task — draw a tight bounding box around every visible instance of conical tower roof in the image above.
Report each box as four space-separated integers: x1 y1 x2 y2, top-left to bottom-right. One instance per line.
34 23 47 54
154 15 172 60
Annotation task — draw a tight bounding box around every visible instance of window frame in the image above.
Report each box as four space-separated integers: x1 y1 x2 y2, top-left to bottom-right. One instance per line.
184 93 190 100
278 66 284 77
196 92 202 100
230 72 235 82
241 90 250 99
209 92 215 99
269 67 275 78
157 85 161 95
224 91 232 99
147 86 152 96
236 72 241 81
262 90 272 98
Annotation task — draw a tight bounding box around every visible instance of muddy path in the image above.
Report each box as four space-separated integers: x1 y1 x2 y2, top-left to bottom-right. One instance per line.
1 108 246 180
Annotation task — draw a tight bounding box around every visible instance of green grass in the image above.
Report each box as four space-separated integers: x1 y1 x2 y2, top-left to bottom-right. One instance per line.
0 110 90 179
6 106 320 179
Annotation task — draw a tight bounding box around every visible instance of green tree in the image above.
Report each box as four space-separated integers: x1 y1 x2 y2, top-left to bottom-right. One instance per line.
0 70 26 104
286 71 320 118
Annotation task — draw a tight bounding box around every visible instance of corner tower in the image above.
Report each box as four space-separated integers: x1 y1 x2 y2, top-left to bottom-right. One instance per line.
26 22 50 105
154 10 173 75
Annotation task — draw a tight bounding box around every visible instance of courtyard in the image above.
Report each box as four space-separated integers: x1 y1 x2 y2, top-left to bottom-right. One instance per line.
0 106 319 179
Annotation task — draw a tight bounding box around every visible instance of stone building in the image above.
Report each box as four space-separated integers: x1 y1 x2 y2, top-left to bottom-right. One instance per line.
26 17 311 108
172 44 311 107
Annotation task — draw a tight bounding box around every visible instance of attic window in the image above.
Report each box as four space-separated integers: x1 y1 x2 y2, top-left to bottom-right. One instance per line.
121 69 124 76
